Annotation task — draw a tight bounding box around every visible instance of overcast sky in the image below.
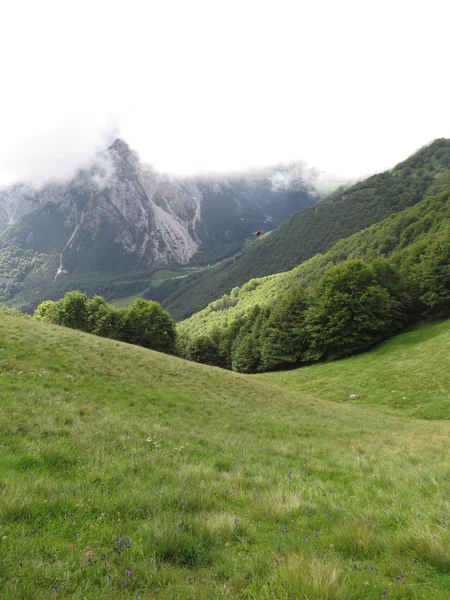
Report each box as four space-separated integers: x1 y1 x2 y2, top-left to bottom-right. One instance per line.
0 0 449 184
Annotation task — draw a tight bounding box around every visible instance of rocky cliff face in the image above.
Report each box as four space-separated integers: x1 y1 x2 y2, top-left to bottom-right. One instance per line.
0 139 318 295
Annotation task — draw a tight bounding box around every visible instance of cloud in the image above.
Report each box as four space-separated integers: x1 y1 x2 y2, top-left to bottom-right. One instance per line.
0 0 448 186
0 117 120 186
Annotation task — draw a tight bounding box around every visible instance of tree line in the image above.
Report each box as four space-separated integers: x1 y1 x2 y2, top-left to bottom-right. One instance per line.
34 293 176 354
177 244 450 373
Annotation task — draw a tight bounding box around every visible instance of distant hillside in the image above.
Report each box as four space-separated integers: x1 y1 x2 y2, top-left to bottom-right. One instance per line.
154 139 450 319
177 182 450 373
179 184 450 336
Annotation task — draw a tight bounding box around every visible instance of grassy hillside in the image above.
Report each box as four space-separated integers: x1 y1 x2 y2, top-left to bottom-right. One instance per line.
258 318 450 420
2 310 450 598
159 138 450 320
179 184 450 340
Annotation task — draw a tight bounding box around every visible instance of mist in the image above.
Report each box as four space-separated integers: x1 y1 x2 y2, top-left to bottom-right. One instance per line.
0 0 448 187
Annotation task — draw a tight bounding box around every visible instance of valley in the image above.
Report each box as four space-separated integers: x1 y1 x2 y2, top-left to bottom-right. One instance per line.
1 310 450 598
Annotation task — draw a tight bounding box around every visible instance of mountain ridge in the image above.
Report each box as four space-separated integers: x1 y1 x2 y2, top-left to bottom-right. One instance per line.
154 138 450 319
0 139 320 306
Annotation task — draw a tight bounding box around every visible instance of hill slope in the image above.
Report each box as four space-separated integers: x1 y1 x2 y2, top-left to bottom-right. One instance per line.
2 310 450 598
258 318 450 420
178 184 450 343
156 138 450 319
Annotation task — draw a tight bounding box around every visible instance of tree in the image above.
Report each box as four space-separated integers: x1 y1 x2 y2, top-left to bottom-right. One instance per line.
86 295 120 338
33 299 59 322
260 286 309 371
118 298 176 353
186 335 222 366
410 229 450 316
34 291 89 331
305 260 399 360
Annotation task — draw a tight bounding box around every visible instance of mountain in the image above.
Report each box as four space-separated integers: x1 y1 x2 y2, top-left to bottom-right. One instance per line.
179 182 450 341
2 308 450 597
0 139 319 307
152 139 450 319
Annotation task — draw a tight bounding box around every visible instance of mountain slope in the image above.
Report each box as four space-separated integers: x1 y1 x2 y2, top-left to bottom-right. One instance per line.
0 140 318 307
178 183 450 341
155 139 450 319
2 310 450 598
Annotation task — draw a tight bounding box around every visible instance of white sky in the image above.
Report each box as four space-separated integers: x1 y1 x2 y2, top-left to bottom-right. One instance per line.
0 0 449 184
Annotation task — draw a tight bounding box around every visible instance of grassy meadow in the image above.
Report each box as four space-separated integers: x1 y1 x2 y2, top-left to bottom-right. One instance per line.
1 310 450 598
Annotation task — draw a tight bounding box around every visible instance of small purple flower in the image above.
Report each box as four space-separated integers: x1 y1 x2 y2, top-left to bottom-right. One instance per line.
369 566 374 573
73 533 77 540
394 575 403 583
303 536 310 542
382 588 388 600
125 538 131 549
121 581 126 589
126 569 133 578
53 585 59 594
234 518 241 526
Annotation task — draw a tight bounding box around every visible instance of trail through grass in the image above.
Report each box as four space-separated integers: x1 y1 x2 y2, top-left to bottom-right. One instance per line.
1 311 450 598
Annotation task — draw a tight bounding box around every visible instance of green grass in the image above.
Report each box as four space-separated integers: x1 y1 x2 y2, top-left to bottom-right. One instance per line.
2 310 450 598
111 270 198 307
110 291 145 307
258 319 450 420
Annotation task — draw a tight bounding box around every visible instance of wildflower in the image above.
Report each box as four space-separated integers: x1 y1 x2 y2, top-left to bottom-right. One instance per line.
126 569 133 578
303 536 310 542
394 575 403 583
234 518 241 526
369 566 374 573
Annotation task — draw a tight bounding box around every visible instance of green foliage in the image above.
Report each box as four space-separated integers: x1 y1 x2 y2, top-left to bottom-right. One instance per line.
178 184 450 372
260 287 309 371
160 139 450 319
33 293 176 354
117 298 176 354
410 227 450 315
184 335 223 367
305 260 403 360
